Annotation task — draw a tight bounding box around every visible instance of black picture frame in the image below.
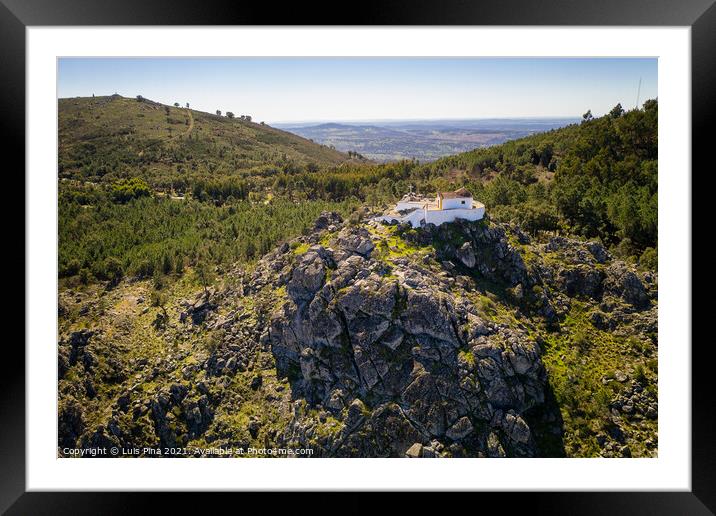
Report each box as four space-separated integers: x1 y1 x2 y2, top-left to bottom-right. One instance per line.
4 0 712 512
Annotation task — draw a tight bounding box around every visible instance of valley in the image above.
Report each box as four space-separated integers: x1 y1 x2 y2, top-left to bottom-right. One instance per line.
276 118 578 162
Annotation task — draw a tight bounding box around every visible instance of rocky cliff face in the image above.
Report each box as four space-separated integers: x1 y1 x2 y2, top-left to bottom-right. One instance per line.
58 212 658 458
267 218 545 457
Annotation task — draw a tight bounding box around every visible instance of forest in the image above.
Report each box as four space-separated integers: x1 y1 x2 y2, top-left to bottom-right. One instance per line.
58 96 658 287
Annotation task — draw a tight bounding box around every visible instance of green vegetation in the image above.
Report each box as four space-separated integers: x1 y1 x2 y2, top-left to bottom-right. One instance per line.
57 95 658 458
59 95 348 193
59 95 657 282
369 223 430 262
540 302 657 457
111 177 152 203
458 349 476 368
422 100 658 259
291 242 310 255
59 188 357 283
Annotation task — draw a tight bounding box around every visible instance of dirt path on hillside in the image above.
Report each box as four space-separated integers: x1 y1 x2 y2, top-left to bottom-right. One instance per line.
182 109 194 138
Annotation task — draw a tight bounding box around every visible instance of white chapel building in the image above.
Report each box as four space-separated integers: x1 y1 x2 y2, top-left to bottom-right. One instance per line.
374 187 485 228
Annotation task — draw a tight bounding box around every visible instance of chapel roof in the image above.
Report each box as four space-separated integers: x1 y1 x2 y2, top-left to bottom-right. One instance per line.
439 187 473 199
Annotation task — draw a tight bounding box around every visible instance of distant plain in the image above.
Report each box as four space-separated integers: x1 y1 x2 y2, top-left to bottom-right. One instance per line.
276 118 579 162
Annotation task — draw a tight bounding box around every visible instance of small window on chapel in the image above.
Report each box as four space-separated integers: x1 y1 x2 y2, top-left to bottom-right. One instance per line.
461 200 465 204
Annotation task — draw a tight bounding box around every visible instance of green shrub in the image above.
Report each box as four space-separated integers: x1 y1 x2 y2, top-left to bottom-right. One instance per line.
639 247 657 271
61 258 82 277
634 364 647 385
174 254 185 274
133 259 155 279
93 256 124 285
78 268 91 285
572 329 591 353
152 270 167 290
478 296 496 316
161 253 173 275
111 177 152 203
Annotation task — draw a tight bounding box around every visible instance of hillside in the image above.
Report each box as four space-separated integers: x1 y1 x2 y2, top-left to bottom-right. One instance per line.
58 95 351 192
420 101 658 261
58 214 657 457
58 100 657 291
57 97 659 458
365 101 658 266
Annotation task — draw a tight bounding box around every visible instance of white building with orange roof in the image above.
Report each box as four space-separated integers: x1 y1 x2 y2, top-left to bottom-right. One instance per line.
374 188 485 228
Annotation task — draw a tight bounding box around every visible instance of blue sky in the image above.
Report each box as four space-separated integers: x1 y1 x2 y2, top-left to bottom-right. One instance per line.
58 57 657 123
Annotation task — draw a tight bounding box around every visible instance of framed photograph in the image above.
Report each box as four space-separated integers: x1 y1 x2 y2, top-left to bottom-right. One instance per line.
6 0 713 511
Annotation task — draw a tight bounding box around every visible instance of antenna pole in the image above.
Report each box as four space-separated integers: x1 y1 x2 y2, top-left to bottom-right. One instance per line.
636 77 642 109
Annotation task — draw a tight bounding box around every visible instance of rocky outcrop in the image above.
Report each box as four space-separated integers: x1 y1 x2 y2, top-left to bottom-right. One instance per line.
266 220 546 457
545 236 610 263
179 292 218 325
407 219 531 288
556 265 605 298
58 397 86 448
539 236 654 309
603 262 651 308
57 212 658 459
456 242 476 268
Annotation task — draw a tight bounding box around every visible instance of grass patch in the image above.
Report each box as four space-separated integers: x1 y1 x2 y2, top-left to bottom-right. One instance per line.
291 242 310 255
458 349 476 368
539 301 657 457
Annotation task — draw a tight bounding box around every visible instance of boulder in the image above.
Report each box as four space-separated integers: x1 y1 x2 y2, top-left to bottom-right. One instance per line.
336 228 375 257
604 263 650 308
503 412 531 444
313 211 343 231
556 265 605 299
405 442 423 458
445 416 474 441
287 252 326 302
456 242 476 268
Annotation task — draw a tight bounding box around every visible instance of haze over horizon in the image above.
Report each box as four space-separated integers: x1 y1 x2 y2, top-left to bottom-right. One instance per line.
58 57 657 123
270 116 581 126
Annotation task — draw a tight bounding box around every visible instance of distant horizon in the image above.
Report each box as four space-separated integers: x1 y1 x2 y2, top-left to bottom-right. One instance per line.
272 116 583 126
58 57 657 123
